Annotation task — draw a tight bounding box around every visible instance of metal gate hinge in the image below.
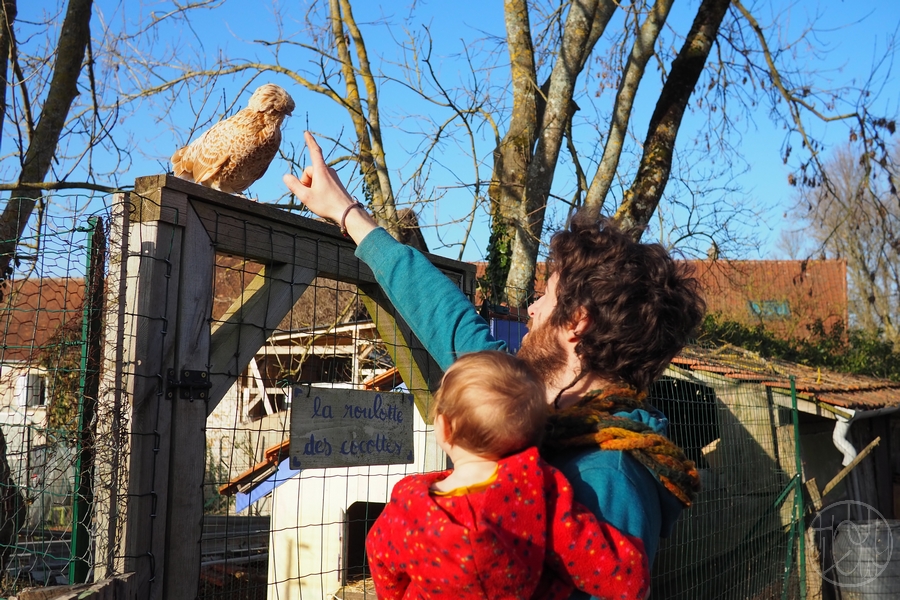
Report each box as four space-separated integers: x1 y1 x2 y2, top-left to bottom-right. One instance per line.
166 368 211 400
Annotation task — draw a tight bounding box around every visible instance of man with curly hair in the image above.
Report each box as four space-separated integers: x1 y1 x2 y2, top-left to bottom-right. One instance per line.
285 132 706 595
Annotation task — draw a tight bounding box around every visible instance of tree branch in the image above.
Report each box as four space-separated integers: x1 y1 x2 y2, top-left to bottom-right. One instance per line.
615 0 731 238
586 0 673 210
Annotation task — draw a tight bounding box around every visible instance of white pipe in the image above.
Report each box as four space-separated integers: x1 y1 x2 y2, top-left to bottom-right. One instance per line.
832 410 857 467
831 405 900 466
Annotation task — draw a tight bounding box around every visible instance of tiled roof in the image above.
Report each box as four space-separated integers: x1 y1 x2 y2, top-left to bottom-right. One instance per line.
0 278 85 363
475 259 848 342
218 440 290 497
686 259 848 341
673 344 900 411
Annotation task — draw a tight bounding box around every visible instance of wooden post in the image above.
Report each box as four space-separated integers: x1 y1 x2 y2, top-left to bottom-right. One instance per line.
206 262 316 416
98 184 187 599
162 201 214 600
94 196 131 582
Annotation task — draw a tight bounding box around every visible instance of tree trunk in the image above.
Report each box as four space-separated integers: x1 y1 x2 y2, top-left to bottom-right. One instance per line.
614 0 731 239
484 0 538 305
0 0 93 288
0 0 17 152
329 0 400 239
489 0 615 307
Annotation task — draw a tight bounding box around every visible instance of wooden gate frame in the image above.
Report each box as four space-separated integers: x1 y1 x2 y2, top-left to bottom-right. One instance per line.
96 175 476 600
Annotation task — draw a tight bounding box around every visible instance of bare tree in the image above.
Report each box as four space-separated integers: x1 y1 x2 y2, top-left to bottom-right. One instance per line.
0 0 95 293
0 0 230 295
790 143 900 344
0 0 95 575
114 1 895 311
487 0 895 305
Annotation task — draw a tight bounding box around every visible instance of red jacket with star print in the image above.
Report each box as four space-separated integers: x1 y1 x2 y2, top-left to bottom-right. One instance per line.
365 447 649 599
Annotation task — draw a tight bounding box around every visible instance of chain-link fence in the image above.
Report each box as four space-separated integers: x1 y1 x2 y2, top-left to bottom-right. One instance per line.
3 178 897 599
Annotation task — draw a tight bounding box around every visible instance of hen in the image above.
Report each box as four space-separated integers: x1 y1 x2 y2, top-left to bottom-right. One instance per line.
171 84 295 194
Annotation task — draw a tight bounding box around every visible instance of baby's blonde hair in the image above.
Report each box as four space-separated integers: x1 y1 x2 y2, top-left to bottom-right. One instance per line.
432 350 548 459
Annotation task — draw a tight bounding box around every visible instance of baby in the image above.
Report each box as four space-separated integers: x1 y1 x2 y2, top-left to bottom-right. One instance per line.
366 350 650 599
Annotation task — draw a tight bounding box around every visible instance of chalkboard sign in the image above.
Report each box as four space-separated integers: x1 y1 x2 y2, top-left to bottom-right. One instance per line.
289 386 415 469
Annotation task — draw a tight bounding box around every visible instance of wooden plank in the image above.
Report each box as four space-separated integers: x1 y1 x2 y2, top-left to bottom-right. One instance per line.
289 387 414 469
804 526 822 599
360 287 443 422
135 175 347 242
805 477 823 512
163 202 215 600
133 176 189 225
803 478 825 598
137 175 475 290
95 198 130 582
17 572 133 600
190 201 365 279
206 263 316 415
821 435 881 498
111 207 184 599
248 358 274 415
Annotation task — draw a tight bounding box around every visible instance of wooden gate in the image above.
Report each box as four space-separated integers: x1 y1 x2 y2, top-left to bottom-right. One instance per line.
94 175 476 600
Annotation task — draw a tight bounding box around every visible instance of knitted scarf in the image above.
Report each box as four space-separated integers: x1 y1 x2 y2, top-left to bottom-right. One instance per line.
544 385 700 507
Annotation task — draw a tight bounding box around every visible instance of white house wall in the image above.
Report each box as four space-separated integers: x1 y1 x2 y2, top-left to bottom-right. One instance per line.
0 364 49 480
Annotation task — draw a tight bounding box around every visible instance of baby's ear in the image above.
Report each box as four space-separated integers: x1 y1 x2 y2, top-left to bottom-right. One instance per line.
434 413 452 444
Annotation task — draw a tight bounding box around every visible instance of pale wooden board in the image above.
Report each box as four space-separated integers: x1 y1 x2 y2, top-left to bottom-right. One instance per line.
289 387 415 469
163 201 214 600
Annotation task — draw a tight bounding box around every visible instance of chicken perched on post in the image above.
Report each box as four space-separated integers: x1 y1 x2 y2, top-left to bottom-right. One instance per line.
171 84 295 195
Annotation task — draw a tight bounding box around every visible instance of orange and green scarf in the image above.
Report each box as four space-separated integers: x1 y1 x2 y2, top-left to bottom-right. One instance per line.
545 385 700 507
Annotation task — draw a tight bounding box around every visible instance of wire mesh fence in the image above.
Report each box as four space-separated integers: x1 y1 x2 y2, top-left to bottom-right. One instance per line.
4 179 897 599
0 200 105 593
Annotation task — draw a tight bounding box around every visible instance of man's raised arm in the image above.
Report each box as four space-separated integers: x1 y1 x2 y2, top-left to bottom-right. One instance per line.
284 132 505 370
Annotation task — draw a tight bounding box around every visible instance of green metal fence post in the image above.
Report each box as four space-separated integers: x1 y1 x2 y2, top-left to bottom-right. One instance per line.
792 375 807 599
70 217 105 584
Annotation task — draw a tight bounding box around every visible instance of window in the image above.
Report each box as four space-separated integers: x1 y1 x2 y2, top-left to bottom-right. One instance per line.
16 373 46 407
747 300 791 320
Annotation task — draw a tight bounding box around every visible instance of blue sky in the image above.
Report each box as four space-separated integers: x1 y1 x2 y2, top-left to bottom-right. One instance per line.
16 0 900 263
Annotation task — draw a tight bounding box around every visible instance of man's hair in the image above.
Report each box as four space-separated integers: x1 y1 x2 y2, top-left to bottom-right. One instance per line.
432 351 547 460
547 213 706 391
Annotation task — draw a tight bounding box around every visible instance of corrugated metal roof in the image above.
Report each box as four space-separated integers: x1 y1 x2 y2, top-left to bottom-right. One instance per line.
673 345 900 410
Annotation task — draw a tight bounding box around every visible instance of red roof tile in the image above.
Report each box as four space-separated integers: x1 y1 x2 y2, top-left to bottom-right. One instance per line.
675 345 900 410
686 259 847 341
1 278 85 363
473 259 848 343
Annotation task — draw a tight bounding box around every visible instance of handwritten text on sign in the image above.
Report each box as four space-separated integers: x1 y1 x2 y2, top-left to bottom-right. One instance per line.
289 387 414 469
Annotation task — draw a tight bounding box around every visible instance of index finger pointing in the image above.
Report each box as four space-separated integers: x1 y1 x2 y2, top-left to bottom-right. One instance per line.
304 131 326 168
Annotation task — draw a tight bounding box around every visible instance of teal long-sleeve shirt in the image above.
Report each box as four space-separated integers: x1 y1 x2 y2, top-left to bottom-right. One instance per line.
355 228 684 581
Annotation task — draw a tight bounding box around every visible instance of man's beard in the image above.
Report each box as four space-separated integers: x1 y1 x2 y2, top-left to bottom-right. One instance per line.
517 319 568 388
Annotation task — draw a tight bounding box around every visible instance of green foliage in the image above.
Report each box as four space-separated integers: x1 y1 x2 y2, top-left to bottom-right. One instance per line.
480 218 512 305
33 317 84 436
699 313 900 382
